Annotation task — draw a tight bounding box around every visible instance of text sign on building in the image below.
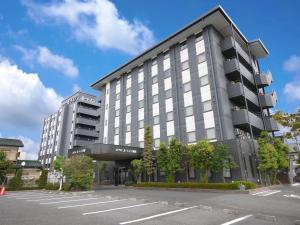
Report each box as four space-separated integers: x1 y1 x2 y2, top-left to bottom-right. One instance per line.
115 147 137 154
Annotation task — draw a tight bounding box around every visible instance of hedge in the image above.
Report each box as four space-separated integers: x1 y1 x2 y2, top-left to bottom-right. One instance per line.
129 181 256 190
45 183 60 190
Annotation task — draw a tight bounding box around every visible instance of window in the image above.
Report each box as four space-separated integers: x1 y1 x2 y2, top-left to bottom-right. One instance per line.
127 74 131 80
116 93 120 100
164 69 171 78
139 120 144 129
115 127 119 135
153 94 159 103
166 112 173 121
126 124 131 132
117 80 120 85
138 100 144 109
115 109 120 117
183 82 191 92
138 82 144 90
139 141 144 148
181 61 189 71
200 75 209 86
180 43 187 50
187 132 196 143
165 89 172 99
153 115 160 125
152 75 158 84
154 139 160 148
164 53 170 60
202 101 212 112
126 105 131 113
126 88 131 96
206 128 216 139
185 106 194 117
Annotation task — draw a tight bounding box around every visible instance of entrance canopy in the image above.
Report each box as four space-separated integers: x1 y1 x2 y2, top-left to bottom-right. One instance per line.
68 143 143 161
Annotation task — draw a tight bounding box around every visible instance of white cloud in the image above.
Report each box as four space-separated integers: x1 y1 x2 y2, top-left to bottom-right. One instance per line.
283 55 300 75
15 45 79 78
18 136 39 160
283 81 300 101
24 0 155 55
0 57 63 129
72 84 81 93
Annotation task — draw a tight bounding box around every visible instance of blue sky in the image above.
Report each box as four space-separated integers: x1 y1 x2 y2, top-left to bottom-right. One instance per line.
0 0 299 159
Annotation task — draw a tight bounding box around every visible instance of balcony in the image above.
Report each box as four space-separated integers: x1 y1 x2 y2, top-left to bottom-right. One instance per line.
232 109 264 134
227 82 259 111
75 128 99 137
264 117 279 131
77 106 98 116
221 36 252 69
76 117 98 126
255 71 272 88
224 59 255 87
73 139 94 147
259 91 277 109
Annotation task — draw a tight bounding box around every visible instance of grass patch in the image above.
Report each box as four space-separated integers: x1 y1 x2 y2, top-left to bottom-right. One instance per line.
130 181 256 190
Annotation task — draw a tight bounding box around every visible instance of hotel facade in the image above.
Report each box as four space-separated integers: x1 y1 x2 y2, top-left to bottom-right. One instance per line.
88 6 279 182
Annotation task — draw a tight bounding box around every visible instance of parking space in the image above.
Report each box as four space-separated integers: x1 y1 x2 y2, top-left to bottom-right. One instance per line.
0 190 286 225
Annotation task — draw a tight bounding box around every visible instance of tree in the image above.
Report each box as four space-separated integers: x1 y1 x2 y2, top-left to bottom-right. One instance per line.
129 159 143 183
63 155 94 191
53 155 65 191
143 126 154 181
156 138 183 183
211 144 237 183
188 140 214 183
38 169 48 188
8 169 23 190
0 151 13 185
257 134 278 185
273 109 300 148
181 145 190 182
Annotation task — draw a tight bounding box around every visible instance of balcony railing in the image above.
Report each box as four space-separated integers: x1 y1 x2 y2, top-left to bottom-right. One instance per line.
259 91 277 109
255 71 272 88
227 82 259 110
76 117 97 126
264 117 279 131
224 59 254 86
75 128 98 137
73 139 94 147
232 109 264 132
77 106 98 116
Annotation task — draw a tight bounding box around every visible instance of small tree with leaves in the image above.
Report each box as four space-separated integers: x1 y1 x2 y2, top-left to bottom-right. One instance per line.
211 144 237 183
53 155 65 190
129 159 143 183
156 138 183 183
0 151 13 185
143 126 154 181
38 169 48 188
188 140 214 183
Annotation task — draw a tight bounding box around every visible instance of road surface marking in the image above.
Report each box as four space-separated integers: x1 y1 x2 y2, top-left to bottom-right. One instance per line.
283 194 300 199
261 190 281 196
6 194 49 198
251 190 271 195
220 215 253 225
58 199 128 209
119 206 198 224
40 197 98 204
17 195 60 199
28 196 81 202
83 202 159 215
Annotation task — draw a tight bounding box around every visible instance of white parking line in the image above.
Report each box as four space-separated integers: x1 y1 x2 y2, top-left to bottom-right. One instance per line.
17 195 61 200
119 206 198 224
251 190 271 196
261 190 281 196
83 202 159 215
220 215 253 225
6 194 49 198
283 194 300 199
28 196 81 202
40 197 98 205
58 199 128 209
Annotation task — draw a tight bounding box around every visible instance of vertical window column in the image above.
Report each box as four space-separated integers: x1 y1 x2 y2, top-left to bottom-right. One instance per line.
152 60 160 149
138 68 145 148
125 74 132 146
103 82 110 144
180 43 196 144
114 79 121 145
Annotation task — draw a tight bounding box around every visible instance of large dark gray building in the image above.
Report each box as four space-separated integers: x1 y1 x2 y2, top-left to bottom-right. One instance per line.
89 6 279 182
38 91 100 168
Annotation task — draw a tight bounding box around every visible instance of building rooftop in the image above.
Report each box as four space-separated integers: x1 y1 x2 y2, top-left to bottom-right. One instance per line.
91 5 269 90
0 138 24 148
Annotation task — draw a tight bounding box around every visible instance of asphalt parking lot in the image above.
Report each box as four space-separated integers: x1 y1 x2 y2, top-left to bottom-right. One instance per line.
0 185 300 225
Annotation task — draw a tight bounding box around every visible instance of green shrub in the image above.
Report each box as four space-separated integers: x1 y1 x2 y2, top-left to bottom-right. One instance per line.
63 183 71 192
45 183 60 190
233 181 257 189
130 182 241 190
124 181 134 186
38 170 48 188
8 169 23 190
